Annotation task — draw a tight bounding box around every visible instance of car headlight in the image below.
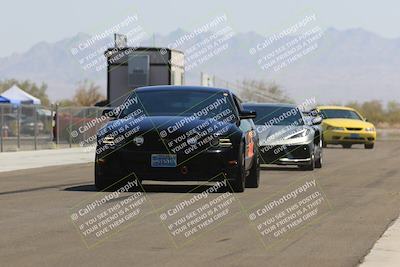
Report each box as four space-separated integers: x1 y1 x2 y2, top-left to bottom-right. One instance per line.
365 127 375 132
285 129 310 139
326 126 345 131
102 135 115 145
210 137 232 147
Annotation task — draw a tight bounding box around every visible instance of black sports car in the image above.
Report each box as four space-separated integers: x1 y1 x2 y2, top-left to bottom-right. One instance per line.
243 103 322 170
95 86 260 192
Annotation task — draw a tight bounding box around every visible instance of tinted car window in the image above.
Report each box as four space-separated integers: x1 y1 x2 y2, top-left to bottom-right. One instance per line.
244 105 304 126
320 109 362 120
120 90 236 121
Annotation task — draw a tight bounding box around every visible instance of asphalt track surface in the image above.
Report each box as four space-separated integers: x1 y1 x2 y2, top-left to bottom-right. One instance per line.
1 140 400 267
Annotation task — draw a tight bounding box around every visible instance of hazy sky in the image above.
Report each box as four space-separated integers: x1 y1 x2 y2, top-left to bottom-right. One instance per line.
1 0 399 57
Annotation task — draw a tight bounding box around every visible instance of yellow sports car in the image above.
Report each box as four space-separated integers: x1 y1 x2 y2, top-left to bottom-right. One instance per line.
317 106 376 149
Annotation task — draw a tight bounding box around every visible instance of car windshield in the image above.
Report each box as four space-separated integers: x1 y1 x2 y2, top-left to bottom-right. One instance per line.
302 115 313 125
244 105 304 126
320 109 362 120
119 90 236 120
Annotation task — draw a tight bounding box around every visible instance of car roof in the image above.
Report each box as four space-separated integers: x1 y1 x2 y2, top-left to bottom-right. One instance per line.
318 105 356 111
135 85 231 94
243 102 297 109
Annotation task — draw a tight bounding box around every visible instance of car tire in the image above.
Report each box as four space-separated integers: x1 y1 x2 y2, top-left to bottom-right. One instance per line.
95 164 109 191
315 152 322 168
315 140 323 168
342 144 352 149
300 153 315 171
365 143 374 149
230 142 246 193
245 152 260 188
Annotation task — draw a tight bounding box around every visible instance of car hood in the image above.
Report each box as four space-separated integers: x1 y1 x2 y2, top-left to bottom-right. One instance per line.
323 118 374 129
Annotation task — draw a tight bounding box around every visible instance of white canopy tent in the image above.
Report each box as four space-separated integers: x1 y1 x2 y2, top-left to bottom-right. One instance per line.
0 85 41 105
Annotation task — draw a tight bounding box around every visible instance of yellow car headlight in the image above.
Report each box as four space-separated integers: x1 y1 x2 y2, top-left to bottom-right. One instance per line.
327 126 345 131
365 127 375 132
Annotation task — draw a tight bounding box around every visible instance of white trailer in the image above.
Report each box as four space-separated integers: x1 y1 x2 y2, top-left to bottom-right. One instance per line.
104 47 185 107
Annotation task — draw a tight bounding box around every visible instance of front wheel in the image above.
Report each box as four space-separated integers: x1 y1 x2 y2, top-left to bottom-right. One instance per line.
342 144 352 149
246 153 260 188
315 151 322 168
365 143 374 149
299 153 315 171
230 143 246 192
95 164 109 191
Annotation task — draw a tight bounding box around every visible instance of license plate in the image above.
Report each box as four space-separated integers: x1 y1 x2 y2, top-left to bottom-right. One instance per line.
151 154 177 167
350 133 360 138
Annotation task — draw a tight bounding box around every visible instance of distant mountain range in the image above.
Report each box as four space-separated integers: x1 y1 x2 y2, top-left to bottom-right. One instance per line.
0 27 399 104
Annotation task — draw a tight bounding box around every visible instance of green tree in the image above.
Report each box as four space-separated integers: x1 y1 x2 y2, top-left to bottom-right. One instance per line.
57 99 75 107
386 101 400 125
360 100 385 124
72 80 105 106
0 79 50 106
238 79 292 103
346 101 362 112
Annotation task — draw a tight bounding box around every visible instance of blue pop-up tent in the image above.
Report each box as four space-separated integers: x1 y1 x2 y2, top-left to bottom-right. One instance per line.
0 95 10 103
0 85 41 105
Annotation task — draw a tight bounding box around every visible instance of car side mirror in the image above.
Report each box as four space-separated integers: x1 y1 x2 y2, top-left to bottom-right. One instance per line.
239 109 256 119
312 116 323 125
309 108 320 117
364 118 368 122
102 108 117 118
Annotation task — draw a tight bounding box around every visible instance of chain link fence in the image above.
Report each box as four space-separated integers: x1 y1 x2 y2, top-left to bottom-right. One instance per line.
0 104 109 152
55 106 109 150
0 104 54 152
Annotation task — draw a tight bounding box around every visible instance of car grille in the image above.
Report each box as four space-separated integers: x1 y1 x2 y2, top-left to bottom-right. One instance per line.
343 137 365 140
259 145 310 164
125 130 169 152
346 127 362 131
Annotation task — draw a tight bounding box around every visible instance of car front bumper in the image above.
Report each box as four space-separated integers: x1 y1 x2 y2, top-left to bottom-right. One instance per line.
259 143 313 166
323 130 376 144
96 147 240 183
